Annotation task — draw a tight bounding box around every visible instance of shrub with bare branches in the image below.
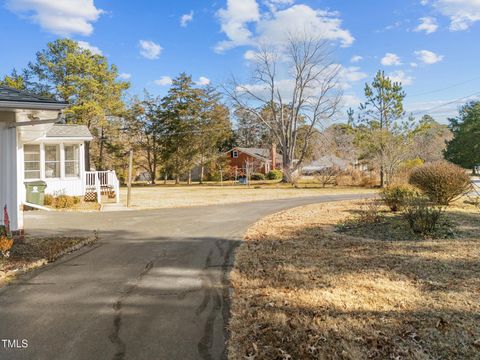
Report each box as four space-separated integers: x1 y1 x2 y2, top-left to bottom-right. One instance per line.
409 161 472 205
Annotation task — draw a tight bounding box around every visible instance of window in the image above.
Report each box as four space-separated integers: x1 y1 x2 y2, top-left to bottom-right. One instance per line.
232 150 238 158
24 145 40 179
45 145 60 178
64 145 80 177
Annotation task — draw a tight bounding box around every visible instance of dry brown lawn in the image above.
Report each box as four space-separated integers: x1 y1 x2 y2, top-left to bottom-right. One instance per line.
119 185 376 209
228 200 480 359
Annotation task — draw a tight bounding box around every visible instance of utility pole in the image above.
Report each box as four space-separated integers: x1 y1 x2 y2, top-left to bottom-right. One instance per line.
127 150 133 207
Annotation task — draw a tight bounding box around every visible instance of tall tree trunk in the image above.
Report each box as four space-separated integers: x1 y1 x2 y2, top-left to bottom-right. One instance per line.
282 152 294 183
164 172 168 185
200 165 204 184
175 175 180 184
150 162 156 185
380 166 385 188
188 171 192 185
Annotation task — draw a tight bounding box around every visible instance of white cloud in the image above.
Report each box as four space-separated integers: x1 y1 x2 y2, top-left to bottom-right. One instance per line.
196 77 211 86
6 0 103 36
215 1 354 52
243 50 258 60
339 66 368 83
415 49 444 64
410 62 418 67
139 40 162 60
342 94 362 109
381 53 402 66
256 5 354 48
180 11 194 27
236 78 297 101
154 76 173 86
414 17 438 33
424 0 480 31
264 0 296 12
237 65 344 101
388 70 414 86
350 55 363 63
77 41 102 55
215 0 260 52
118 73 131 80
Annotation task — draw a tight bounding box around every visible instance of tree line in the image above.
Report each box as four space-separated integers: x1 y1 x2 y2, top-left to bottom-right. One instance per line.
2 37 478 185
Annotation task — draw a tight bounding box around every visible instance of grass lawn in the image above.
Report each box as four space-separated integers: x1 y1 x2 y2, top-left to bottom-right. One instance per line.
119 183 376 209
0 235 97 286
228 199 480 359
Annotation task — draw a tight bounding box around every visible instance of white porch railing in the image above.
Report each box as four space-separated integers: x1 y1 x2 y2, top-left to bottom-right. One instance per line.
85 170 120 204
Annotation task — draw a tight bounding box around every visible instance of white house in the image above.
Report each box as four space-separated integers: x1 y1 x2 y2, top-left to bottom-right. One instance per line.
0 86 119 235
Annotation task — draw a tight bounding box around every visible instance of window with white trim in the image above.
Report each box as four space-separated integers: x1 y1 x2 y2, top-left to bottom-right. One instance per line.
232 150 238 158
45 145 60 178
24 145 40 179
64 145 80 177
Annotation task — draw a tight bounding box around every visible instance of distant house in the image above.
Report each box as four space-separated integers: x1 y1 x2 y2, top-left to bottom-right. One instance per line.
227 145 282 176
0 86 119 235
302 155 368 175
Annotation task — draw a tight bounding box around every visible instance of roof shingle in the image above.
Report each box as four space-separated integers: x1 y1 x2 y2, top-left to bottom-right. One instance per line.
0 86 67 106
46 124 92 139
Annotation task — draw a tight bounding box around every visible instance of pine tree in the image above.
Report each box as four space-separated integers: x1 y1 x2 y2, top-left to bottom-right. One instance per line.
445 101 480 171
360 71 406 186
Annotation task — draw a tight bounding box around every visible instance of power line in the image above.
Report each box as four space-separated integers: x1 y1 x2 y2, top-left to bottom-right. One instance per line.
408 75 480 97
407 90 480 118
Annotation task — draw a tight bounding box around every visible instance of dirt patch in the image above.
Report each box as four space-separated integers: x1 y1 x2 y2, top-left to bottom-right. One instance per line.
0 235 97 286
228 200 480 359
44 202 101 212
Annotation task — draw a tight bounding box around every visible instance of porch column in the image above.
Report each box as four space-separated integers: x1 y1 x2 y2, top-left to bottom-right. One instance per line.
0 119 23 233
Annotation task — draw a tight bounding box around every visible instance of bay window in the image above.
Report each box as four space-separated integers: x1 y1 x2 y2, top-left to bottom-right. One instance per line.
24 143 81 180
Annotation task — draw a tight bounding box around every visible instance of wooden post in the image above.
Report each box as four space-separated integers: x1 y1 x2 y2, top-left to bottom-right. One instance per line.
127 150 133 207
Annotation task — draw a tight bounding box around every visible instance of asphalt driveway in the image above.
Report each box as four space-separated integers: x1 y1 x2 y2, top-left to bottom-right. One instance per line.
0 194 367 360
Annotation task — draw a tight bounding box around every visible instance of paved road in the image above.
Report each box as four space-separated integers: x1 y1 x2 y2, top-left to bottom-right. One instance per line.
0 194 367 360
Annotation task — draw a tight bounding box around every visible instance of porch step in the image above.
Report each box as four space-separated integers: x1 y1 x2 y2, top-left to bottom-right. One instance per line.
101 202 127 212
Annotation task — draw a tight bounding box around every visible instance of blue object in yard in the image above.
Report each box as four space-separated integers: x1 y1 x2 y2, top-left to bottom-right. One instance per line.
238 177 248 185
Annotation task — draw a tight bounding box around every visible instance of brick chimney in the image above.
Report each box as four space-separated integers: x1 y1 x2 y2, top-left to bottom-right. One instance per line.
271 144 277 170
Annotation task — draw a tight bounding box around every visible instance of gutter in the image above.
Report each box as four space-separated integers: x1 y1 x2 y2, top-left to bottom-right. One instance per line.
9 118 60 128
23 202 53 212
0 101 67 110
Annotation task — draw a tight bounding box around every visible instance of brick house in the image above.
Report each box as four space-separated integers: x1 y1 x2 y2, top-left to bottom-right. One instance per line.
227 145 282 176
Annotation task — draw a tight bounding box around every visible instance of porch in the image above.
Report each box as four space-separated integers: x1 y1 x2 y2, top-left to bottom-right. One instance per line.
85 170 120 204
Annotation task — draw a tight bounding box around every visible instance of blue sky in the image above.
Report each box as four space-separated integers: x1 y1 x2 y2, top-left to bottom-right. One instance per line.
1 0 480 123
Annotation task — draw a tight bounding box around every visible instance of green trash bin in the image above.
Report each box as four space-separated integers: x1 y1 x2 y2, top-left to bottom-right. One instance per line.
25 181 47 205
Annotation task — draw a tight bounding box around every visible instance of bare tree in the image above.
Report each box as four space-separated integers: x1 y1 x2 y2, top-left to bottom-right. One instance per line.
381 132 411 184
225 34 342 182
315 167 341 188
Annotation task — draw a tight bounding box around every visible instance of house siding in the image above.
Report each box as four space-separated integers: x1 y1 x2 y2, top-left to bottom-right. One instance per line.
21 140 87 197
228 150 270 175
